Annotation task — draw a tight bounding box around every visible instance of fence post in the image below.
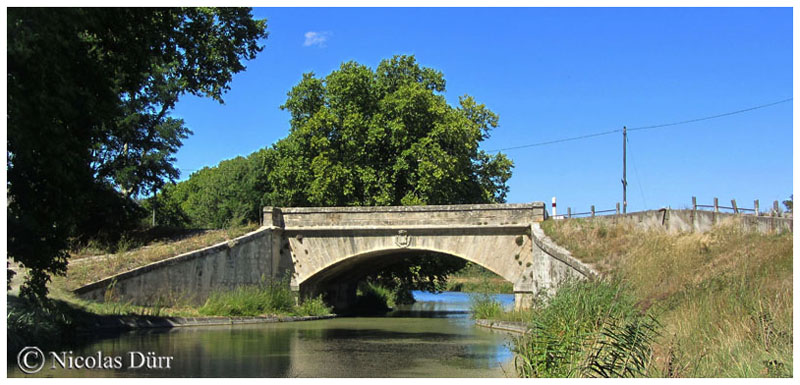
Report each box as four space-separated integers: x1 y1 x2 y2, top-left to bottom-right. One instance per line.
591 205 595 218
691 196 697 232
754 200 759 216
616 202 620 215
714 197 719 213
567 207 572 219
692 196 697 212
773 200 780 217
731 199 738 214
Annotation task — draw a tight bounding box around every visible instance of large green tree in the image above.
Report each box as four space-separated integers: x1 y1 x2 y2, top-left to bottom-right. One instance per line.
264 55 513 207
7 8 268 299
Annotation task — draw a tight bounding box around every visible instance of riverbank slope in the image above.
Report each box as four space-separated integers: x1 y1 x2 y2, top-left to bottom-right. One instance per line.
480 217 792 377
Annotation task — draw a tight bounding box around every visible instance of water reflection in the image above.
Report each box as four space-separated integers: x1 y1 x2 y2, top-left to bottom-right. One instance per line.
8 291 516 378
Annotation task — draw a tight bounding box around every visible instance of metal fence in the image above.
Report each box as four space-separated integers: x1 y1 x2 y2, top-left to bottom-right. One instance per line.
554 196 788 220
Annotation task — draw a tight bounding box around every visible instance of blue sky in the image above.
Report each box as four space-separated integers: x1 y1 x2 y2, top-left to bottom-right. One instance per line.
171 7 793 213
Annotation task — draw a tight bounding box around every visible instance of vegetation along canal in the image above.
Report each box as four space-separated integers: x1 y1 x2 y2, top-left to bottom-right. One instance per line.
8 291 516 378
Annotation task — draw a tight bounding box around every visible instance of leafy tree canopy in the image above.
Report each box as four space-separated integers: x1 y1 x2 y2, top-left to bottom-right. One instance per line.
264 55 513 207
7 8 268 300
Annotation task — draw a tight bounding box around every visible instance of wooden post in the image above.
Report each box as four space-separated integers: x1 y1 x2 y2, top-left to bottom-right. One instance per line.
567 207 572 219
714 197 719 213
591 205 595 218
692 196 697 212
731 199 738 214
616 202 620 215
691 196 697 232
754 200 759 216
773 200 780 217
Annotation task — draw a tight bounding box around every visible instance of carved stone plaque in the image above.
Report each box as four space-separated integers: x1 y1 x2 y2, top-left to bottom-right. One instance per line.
395 229 410 248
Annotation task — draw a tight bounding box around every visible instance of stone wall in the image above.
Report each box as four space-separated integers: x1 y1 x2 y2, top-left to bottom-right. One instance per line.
74 227 284 306
522 223 598 305
587 209 792 233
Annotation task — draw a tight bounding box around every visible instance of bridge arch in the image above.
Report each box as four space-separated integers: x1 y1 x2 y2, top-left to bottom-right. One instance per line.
297 246 519 310
273 204 597 310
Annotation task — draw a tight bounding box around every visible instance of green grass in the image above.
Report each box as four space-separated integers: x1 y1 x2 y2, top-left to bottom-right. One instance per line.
354 282 397 311
7 296 81 357
510 279 658 378
198 280 296 317
60 223 260 291
446 263 514 293
537 218 793 377
471 279 660 378
295 295 333 317
469 292 504 319
197 280 334 317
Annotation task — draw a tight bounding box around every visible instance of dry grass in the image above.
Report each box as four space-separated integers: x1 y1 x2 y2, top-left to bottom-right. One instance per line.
541 218 793 377
55 224 260 291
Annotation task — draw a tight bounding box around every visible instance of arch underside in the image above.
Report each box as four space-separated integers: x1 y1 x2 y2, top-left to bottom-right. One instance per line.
299 248 509 293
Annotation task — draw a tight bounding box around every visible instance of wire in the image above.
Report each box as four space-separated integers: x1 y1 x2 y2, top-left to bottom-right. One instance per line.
627 98 793 132
485 97 792 153
486 129 621 152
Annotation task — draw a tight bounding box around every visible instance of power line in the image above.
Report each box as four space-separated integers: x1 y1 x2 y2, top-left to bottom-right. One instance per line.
486 128 621 152
627 97 793 132
485 97 792 153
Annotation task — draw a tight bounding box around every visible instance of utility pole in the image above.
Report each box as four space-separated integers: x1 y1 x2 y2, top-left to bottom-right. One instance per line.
622 126 627 214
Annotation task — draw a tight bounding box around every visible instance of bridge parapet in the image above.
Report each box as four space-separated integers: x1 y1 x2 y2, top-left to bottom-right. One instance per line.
74 202 591 311
264 202 546 229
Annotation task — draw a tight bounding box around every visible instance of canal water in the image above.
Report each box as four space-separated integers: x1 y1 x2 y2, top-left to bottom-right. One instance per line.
9 291 517 378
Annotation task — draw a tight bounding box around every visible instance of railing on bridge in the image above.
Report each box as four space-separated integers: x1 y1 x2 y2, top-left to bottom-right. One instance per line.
556 196 789 220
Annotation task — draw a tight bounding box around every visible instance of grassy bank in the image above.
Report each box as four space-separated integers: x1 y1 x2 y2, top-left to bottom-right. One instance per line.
198 280 331 317
59 223 260 291
478 218 792 377
8 281 333 357
514 279 657 377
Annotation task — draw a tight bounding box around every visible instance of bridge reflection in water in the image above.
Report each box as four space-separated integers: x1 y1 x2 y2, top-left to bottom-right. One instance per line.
8 291 517 378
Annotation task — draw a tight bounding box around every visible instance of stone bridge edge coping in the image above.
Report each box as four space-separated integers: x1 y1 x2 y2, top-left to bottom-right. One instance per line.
267 202 546 215
72 226 272 296
280 224 532 236
530 223 599 279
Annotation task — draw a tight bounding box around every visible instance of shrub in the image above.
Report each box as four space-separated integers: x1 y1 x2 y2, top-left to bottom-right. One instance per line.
512 279 659 378
469 292 503 319
354 282 396 311
295 295 332 316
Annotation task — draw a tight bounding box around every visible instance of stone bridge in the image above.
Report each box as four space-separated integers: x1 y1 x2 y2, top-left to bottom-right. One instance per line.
76 203 596 310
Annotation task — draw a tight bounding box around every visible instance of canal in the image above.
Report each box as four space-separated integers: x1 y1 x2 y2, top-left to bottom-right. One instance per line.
9 291 517 378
